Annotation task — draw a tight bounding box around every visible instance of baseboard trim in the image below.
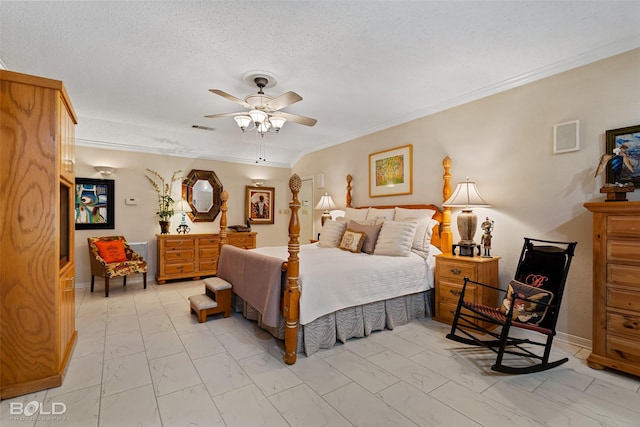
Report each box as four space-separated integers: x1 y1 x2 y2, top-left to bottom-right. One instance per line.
555 331 592 350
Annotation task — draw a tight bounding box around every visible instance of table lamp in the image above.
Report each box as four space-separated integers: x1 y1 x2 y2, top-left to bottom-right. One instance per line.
175 199 193 234
315 193 336 226
443 177 490 247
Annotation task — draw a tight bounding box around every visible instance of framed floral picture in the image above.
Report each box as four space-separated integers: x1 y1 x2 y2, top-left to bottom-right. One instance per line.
75 178 115 229
368 144 413 197
246 185 275 224
605 124 640 187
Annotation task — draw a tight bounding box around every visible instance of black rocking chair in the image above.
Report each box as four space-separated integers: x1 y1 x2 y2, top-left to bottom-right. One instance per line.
446 237 577 374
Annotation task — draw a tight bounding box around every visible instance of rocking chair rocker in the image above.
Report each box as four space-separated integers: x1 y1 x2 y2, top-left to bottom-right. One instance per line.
446 237 577 374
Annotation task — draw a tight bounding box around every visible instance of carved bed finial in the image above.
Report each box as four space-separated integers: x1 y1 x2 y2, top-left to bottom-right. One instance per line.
346 174 353 208
284 174 302 364
441 157 453 254
219 190 229 249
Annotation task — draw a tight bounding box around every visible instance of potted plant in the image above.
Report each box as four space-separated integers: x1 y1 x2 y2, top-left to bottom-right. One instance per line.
145 169 183 234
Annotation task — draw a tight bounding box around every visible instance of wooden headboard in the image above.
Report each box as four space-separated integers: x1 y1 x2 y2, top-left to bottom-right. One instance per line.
347 156 452 252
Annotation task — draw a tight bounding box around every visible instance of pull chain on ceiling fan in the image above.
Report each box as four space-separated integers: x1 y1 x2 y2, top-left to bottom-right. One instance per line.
205 73 317 137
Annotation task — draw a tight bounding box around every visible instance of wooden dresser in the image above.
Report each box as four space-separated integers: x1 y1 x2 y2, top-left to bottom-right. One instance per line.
434 253 500 328
156 232 256 283
1 70 78 399
584 201 640 377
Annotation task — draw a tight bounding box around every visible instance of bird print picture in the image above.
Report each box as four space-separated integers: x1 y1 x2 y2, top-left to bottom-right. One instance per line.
596 125 640 187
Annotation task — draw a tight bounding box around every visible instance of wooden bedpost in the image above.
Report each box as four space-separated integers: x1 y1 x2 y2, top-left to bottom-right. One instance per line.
284 174 302 364
441 157 453 254
219 190 229 251
346 174 353 208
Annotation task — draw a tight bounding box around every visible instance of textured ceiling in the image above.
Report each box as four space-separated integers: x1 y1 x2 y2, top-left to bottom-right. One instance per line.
2 1 639 167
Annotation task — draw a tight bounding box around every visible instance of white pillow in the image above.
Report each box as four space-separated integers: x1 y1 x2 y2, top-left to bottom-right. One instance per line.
344 207 369 221
367 207 395 221
317 220 348 248
373 220 419 257
394 208 437 253
394 207 436 221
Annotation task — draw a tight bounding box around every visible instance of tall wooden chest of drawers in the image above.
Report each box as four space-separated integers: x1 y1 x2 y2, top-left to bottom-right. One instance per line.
584 201 640 377
434 254 500 328
156 232 256 283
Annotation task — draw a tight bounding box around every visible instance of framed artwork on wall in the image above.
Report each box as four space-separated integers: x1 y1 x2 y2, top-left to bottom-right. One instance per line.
75 178 115 229
369 144 413 197
605 124 640 187
246 185 275 224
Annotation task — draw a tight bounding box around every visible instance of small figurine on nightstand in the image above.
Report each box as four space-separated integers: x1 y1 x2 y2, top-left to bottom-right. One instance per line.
481 217 494 258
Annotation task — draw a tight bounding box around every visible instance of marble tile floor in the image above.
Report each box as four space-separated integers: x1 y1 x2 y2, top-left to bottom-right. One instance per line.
2 279 640 427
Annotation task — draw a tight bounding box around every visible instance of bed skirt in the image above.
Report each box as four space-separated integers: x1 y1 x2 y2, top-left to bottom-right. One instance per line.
233 290 433 356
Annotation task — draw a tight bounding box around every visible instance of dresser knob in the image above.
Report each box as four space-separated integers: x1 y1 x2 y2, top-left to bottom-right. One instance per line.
450 268 462 275
450 289 461 296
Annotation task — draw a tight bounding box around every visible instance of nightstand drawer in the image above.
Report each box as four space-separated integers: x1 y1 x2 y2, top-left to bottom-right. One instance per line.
438 281 477 305
608 264 640 286
438 261 477 281
607 240 640 263
606 334 640 363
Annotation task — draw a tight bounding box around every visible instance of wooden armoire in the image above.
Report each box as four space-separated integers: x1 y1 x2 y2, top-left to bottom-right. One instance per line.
0 70 78 399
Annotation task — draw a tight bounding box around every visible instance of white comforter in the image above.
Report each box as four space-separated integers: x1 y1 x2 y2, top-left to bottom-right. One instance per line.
252 243 440 325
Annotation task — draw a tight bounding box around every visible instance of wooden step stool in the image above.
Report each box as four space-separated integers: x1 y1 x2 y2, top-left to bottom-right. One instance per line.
188 277 232 323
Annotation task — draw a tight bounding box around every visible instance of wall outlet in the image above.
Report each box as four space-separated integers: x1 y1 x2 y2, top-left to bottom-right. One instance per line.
125 197 138 205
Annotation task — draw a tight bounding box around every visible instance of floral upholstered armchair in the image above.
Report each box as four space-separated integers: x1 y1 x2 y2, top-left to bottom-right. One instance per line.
87 236 147 297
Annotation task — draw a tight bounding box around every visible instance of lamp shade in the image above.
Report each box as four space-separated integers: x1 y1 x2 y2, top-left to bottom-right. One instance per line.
269 115 286 131
443 179 490 208
234 115 252 130
315 193 337 210
175 199 193 213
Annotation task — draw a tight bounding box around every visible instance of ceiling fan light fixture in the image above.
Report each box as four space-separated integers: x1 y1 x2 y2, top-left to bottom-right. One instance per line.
249 109 267 125
234 115 252 131
257 120 271 136
269 116 286 131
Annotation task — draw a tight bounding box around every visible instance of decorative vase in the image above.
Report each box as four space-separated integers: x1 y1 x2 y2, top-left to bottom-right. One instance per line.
159 220 170 234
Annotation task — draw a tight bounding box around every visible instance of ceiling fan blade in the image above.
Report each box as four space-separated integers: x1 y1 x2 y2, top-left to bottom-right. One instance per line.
277 111 317 127
209 89 251 109
204 112 246 119
264 91 303 111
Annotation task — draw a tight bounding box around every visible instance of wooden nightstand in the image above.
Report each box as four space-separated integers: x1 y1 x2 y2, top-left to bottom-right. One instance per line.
434 253 500 328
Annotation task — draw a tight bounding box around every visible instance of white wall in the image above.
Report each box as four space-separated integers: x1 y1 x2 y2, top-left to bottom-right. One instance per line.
292 48 640 343
75 147 292 287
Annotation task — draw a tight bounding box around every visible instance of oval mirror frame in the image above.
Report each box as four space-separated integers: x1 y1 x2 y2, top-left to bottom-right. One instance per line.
182 169 223 222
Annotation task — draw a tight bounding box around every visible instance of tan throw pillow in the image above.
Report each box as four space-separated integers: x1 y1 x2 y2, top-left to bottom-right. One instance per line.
317 220 348 248
373 220 419 257
347 220 383 254
339 229 366 253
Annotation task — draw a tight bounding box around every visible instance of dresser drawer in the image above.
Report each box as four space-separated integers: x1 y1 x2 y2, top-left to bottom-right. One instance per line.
199 247 219 259
607 264 640 287
229 235 255 248
198 237 219 247
606 334 640 363
607 215 640 237
607 287 640 311
607 312 640 339
164 249 195 261
199 259 218 272
164 238 195 248
607 240 640 263
438 260 477 281
164 262 195 275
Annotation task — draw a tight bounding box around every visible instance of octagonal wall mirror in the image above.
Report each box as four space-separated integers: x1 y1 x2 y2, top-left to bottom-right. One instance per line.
182 169 223 222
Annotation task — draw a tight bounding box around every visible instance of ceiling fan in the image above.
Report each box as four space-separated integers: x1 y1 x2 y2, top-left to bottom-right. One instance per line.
205 75 317 136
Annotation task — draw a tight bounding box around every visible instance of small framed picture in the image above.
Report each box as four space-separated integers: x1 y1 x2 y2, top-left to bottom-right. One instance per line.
246 185 275 224
75 178 115 229
605 124 640 187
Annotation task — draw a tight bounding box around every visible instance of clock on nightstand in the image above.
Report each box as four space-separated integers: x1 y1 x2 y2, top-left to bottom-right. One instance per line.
434 253 500 328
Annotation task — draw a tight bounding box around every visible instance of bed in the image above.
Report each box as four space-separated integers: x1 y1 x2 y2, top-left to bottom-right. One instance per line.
215 156 454 364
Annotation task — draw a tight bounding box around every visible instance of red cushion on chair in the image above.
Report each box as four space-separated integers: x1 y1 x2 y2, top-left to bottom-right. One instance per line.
95 240 128 263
